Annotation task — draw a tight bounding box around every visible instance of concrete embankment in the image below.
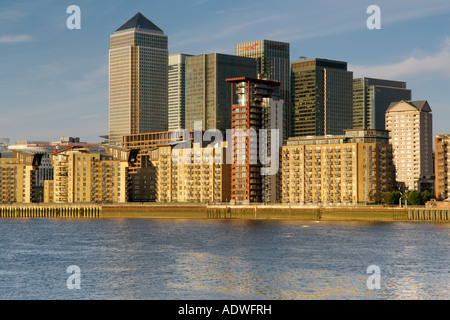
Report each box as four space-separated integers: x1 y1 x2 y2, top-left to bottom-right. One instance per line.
407 208 450 221
99 204 450 222
0 204 449 222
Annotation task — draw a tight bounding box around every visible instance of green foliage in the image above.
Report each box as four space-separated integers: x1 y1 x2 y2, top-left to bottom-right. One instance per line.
403 190 423 205
384 190 401 205
384 189 436 206
420 190 435 203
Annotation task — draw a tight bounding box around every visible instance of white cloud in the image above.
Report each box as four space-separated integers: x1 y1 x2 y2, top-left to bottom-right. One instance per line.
79 114 103 120
349 37 450 79
63 61 108 92
169 14 284 53
0 34 33 43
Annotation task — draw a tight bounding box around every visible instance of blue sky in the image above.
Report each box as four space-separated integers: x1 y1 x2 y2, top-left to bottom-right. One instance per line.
1 0 449 144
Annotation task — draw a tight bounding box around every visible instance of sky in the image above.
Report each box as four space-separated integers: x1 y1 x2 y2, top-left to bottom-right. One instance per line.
0 0 449 144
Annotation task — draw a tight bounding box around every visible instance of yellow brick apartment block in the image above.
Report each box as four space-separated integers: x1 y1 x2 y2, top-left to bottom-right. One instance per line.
151 142 231 203
44 147 133 203
281 130 396 204
0 151 42 203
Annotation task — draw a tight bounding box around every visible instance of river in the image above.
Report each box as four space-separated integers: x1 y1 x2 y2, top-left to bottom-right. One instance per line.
0 218 448 299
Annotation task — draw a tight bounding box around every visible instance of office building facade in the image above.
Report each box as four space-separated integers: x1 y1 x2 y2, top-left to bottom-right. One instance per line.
184 53 256 133
281 129 396 204
353 77 411 130
385 100 433 191
109 12 168 145
235 40 291 139
291 58 353 137
168 54 191 131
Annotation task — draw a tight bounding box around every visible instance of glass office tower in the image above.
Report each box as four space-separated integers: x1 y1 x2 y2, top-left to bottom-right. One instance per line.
109 13 168 145
353 77 411 130
168 54 191 131
235 40 291 139
184 53 256 133
291 58 353 137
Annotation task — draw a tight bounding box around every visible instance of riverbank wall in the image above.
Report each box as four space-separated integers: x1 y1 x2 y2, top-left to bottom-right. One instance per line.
0 205 101 218
0 204 449 222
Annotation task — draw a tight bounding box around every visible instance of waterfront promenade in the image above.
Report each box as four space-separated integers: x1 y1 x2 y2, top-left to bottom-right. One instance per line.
0 203 449 222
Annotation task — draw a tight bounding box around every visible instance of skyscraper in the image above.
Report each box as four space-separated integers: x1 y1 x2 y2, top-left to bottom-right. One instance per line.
168 54 191 131
226 77 282 204
235 40 291 139
291 58 353 137
353 77 411 130
184 53 256 133
385 100 433 191
109 13 168 145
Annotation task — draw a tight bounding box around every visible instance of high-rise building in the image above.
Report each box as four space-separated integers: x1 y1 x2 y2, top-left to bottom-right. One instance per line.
109 12 168 145
7 142 54 203
291 58 353 137
0 151 43 203
168 54 191 131
385 100 433 191
353 77 411 130
281 129 396 204
235 40 291 139
44 147 138 203
150 142 231 203
121 130 194 202
435 134 450 200
5 138 103 202
226 77 283 204
184 53 256 133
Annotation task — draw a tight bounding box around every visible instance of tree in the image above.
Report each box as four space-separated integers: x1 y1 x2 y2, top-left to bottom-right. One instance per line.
420 190 435 203
384 190 401 205
403 190 423 205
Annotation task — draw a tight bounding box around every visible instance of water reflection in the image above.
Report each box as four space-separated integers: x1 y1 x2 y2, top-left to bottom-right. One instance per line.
169 250 372 299
0 218 448 299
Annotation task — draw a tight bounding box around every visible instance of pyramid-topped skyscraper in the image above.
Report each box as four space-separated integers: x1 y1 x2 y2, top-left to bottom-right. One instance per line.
109 13 168 145
115 12 164 33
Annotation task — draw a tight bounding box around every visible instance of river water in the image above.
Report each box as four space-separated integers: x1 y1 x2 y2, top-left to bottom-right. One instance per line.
0 218 448 300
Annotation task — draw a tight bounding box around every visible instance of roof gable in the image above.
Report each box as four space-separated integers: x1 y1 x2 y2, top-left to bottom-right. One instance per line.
387 100 431 113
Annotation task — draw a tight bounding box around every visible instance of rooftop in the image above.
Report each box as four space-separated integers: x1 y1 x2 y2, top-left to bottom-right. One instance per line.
386 100 431 113
116 12 163 33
